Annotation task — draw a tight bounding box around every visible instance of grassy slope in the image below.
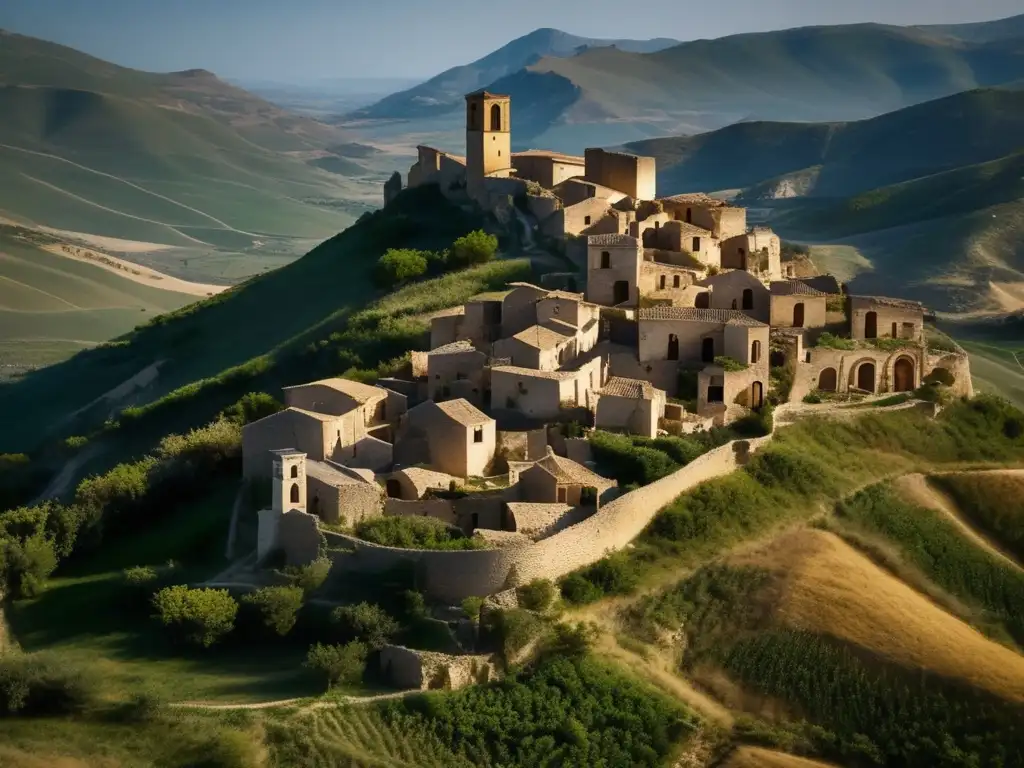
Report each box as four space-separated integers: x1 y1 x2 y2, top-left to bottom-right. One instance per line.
508 22 1024 143
931 472 1024 562
0 185 498 453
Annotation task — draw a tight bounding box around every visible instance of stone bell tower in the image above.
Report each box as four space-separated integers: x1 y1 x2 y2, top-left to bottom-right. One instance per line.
466 90 512 192
271 449 307 513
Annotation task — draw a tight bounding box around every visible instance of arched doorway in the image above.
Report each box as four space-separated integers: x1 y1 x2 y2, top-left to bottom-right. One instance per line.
818 367 838 392
865 311 878 339
667 334 680 361
793 302 805 328
894 357 916 392
386 479 402 498
701 337 715 363
673 275 681 288
751 381 764 409
695 292 710 309
613 281 629 305
290 483 300 505
856 362 876 393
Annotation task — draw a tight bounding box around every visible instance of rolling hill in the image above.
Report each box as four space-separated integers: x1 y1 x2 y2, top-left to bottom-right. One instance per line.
0 30 390 290
624 86 1024 198
347 27 680 121
343 15 1024 152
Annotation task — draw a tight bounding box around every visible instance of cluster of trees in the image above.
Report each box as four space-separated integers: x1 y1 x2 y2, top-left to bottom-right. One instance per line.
0 393 281 601
381 654 696 768
354 515 484 551
374 230 499 289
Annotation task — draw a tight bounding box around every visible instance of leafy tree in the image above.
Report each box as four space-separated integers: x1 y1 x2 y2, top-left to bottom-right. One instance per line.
304 641 368 689
332 602 400 648
461 596 484 621
242 585 304 636
375 248 428 288
152 586 238 647
1 535 57 599
283 556 332 596
450 230 498 267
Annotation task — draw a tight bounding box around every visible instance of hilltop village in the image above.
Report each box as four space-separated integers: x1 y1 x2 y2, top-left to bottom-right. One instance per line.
244 89 974 687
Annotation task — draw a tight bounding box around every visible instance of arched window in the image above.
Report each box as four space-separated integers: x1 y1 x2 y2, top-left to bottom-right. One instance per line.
742 288 753 310
695 292 710 309
490 103 502 131
667 334 679 361
751 340 761 364
600 251 610 269
793 302 805 328
659 275 666 289
673 275 681 288
290 483 300 504
290 464 298 479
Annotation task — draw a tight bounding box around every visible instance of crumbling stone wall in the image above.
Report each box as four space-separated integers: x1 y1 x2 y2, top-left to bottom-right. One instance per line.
379 645 501 690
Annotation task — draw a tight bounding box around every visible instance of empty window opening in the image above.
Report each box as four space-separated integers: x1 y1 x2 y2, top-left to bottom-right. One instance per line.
490 103 501 131
673 275 681 288
600 251 610 269
742 288 753 310
692 237 701 252
473 426 484 443
667 334 680 361
751 340 762 364
290 465 299 478
290 483 300 504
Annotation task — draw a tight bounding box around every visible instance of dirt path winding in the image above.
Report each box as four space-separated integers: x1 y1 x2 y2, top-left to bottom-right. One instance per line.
894 473 1024 573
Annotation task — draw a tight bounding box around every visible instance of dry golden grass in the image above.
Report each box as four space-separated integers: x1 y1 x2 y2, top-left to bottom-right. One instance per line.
723 746 839 768
731 529 1024 703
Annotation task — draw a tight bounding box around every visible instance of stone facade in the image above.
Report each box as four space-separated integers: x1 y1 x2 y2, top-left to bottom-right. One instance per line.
379 645 500 691
398 399 497 478
594 377 667 438
583 148 656 201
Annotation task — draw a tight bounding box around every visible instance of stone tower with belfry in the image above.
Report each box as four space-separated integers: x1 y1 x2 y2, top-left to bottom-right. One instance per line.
465 90 512 195
271 448 306 513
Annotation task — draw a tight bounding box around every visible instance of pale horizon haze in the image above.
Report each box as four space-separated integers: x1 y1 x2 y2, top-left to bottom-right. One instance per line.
0 0 1021 82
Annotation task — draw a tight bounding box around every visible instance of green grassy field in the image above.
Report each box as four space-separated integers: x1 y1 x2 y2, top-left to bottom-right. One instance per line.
957 339 1024 409
0 230 199 372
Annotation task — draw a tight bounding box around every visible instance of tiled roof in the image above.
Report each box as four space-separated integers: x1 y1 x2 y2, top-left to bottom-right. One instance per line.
506 503 573 540
598 376 662 400
490 365 577 381
669 221 713 237
638 306 767 327
513 149 586 164
534 452 613 487
588 233 638 247
801 275 842 295
770 280 828 297
851 295 925 311
513 325 573 350
391 467 454 498
281 407 339 423
661 193 728 207
283 378 387 404
435 398 492 427
541 318 578 336
429 340 477 355
307 459 375 487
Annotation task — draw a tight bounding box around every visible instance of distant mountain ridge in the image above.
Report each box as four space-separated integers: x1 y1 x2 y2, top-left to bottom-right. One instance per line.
346 15 1024 152
347 27 680 120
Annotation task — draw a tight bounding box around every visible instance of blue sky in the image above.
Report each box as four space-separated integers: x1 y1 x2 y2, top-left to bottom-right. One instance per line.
0 0 1020 81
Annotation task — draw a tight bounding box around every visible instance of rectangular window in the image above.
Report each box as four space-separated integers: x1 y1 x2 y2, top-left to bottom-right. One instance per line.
692 236 701 252
473 426 484 443
584 216 592 225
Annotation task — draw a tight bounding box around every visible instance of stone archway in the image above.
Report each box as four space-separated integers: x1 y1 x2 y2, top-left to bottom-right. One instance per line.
893 356 916 392
386 479 403 498
855 362 876 393
818 367 838 392
290 483 300 504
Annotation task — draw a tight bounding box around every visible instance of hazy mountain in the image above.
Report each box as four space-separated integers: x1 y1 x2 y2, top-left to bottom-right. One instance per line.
916 13 1024 43
623 86 1024 198
347 27 680 120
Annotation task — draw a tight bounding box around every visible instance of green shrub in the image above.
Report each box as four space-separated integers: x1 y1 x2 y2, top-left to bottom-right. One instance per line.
559 553 639 605
332 602 400 648
589 430 680 485
152 585 238 648
932 473 1024 562
769 364 794 404
220 392 283 425
559 573 605 605
402 589 427 620
816 332 857 350
354 516 484 550
484 608 545 662
449 230 498 267
461 596 484 621
304 641 368 689
242 585 305 636
545 622 598 657
0 652 100 717
283 556 332 596
124 565 158 587
516 579 557 612
803 392 823 404
63 435 89 450
923 367 956 387
376 248 428 288
1 534 57 599
714 355 748 372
